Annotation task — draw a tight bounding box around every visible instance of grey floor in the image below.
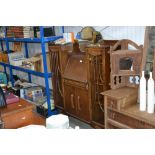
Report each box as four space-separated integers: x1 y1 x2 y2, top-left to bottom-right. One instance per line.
69 117 93 129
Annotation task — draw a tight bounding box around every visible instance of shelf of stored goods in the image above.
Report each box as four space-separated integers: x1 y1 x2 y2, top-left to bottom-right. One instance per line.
0 26 64 116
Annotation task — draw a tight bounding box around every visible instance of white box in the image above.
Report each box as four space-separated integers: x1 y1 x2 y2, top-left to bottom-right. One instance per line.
8 52 26 66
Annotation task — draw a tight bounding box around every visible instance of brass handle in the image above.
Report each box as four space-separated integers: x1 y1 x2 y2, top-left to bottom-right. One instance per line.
77 96 81 111
71 94 74 109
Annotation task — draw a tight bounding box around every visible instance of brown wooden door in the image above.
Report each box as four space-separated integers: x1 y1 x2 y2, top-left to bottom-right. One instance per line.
64 84 77 116
75 88 90 122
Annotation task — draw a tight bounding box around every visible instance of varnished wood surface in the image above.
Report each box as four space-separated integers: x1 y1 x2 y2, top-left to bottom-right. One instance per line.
103 87 155 128
101 87 137 99
0 99 33 117
0 99 45 129
122 104 155 126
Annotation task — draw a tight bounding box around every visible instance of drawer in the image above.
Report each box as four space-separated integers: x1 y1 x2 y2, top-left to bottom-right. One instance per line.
107 97 118 109
107 122 120 129
107 119 131 129
107 109 155 129
64 79 88 89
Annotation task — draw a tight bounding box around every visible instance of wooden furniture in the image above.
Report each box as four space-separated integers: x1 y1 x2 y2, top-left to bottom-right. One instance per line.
0 99 45 129
110 39 143 89
49 40 117 128
48 41 90 110
63 42 91 123
86 41 117 128
101 87 155 128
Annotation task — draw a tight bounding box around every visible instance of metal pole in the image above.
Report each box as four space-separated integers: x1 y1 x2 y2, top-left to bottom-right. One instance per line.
24 42 31 82
4 27 14 86
40 26 52 116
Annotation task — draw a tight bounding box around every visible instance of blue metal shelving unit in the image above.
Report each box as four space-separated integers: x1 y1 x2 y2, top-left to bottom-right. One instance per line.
0 26 64 117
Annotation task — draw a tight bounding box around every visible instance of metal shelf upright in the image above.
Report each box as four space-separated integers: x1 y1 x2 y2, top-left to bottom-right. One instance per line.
0 26 64 117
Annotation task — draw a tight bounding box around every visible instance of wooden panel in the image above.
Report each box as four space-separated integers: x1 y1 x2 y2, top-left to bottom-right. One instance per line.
64 84 76 116
0 99 45 129
76 88 90 122
107 97 118 109
107 119 131 129
3 109 33 129
101 87 138 100
107 109 155 129
48 45 64 109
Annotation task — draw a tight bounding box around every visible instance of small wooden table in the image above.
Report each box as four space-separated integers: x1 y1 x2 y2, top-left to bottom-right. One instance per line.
0 99 45 129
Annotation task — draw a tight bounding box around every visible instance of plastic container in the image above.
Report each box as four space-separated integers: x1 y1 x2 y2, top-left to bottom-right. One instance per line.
46 114 69 129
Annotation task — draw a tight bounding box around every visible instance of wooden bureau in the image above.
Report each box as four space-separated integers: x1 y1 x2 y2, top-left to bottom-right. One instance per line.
49 40 118 128
101 87 155 129
0 99 45 129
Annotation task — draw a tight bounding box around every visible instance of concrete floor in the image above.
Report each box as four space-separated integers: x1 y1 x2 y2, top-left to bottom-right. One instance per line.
69 117 93 129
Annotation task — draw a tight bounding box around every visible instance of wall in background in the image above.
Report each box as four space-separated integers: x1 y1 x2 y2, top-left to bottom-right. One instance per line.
64 26 145 45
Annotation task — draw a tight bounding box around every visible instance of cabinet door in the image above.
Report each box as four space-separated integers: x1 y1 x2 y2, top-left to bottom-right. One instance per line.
75 88 90 122
64 84 76 116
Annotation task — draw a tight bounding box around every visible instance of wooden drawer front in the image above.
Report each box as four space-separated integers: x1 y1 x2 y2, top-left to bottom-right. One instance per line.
64 79 88 89
107 97 117 109
3 109 33 129
107 109 155 129
107 122 120 129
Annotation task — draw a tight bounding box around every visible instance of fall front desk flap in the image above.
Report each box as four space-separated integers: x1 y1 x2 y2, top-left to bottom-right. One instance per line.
63 54 87 83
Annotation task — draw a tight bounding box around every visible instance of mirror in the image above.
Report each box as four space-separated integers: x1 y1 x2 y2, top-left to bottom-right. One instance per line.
119 57 133 70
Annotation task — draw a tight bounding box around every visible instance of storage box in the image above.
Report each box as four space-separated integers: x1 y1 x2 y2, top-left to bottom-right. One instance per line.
8 52 25 66
24 87 43 102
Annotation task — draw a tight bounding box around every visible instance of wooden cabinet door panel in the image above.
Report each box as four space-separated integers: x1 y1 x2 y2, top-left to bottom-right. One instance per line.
64 84 76 115
75 88 90 122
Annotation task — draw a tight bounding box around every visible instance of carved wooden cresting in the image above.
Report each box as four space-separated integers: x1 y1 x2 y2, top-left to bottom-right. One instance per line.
110 39 143 89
